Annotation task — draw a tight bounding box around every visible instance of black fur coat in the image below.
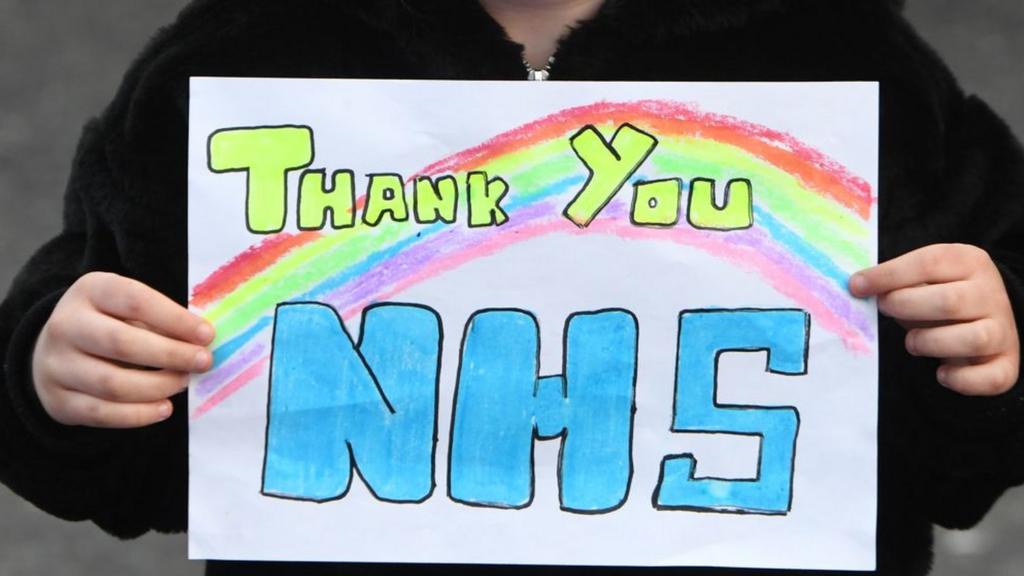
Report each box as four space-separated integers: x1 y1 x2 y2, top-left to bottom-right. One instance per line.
2 1 1023 575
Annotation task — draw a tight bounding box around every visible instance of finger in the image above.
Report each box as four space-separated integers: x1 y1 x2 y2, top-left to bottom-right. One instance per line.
57 353 189 403
894 319 948 331
850 244 981 297
71 311 213 373
906 319 1007 359
878 281 986 322
937 359 1018 397
48 388 173 429
85 273 214 345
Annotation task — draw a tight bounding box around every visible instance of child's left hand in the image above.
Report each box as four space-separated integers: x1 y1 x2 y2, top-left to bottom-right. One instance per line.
849 244 1020 397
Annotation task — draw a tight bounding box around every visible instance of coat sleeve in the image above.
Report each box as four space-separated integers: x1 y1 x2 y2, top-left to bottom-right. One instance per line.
0 0 219 535
909 93 1024 530
871 9 1024 529
0 0 410 540
0 116 189 538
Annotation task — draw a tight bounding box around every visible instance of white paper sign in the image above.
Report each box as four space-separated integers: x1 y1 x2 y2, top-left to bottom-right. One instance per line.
188 79 879 571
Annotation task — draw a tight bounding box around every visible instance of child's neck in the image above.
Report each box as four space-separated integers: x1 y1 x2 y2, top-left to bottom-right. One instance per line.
478 0 605 69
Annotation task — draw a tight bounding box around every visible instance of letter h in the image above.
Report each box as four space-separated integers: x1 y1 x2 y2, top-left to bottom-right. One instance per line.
449 309 637 513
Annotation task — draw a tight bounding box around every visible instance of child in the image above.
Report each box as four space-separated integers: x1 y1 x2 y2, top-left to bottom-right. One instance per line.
1 1 1022 575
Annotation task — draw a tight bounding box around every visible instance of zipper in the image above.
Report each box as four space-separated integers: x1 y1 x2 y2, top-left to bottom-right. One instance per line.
525 56 556 81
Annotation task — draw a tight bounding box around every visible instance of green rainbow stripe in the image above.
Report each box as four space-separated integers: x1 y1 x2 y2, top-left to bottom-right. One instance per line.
190 100 875 419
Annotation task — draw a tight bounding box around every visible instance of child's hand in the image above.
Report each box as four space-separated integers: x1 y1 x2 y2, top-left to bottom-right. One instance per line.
850 244 1020 397
31 272 215 428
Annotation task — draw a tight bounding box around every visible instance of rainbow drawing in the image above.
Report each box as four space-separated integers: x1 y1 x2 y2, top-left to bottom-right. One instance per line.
189 100 875 421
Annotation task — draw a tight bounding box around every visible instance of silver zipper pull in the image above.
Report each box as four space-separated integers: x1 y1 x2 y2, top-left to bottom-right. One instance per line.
525 56 555 81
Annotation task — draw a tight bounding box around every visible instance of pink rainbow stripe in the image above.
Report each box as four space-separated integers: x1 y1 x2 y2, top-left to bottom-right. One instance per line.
192 358 270 420
191 212 869 419
190 100 876 420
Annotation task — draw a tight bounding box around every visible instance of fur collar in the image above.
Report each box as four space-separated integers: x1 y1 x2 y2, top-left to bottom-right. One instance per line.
399 0 904 44
599 0 904 37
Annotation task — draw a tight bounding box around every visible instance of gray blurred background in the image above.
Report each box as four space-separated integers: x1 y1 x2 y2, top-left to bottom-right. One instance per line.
1 1 1023 574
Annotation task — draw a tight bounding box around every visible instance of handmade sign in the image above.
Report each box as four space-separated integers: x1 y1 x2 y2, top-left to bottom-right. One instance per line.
188 79 879 570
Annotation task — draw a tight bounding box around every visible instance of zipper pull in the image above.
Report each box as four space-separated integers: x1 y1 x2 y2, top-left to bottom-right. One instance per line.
525 56 555 81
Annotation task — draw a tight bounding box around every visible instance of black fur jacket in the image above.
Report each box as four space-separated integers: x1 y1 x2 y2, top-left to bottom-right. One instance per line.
2 1 1024 575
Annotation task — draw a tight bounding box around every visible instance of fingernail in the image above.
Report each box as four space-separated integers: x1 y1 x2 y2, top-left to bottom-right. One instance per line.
158 402 173 420
194 350 212 371
196 323 215 344
849 274 868 296
905 334 917 356
936 367 949 387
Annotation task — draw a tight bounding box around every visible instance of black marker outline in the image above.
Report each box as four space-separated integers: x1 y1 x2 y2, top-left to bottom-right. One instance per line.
652 308 810 516
686 177 755 232
466 171 510 228
556 309 638 515
448 308 540 511
562 123 659 229
261 302 442 505
363 173 410 226
297 168 356 231
448 308 638 515
630 177 683 228
206 125 315 235
413 175 459 225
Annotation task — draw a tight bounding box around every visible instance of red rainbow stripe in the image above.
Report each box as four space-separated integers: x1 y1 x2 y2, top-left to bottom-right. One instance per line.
191 231 321 307
416 100 873 219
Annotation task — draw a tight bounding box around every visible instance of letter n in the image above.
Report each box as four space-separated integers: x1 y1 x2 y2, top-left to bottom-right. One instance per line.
262 303 441 503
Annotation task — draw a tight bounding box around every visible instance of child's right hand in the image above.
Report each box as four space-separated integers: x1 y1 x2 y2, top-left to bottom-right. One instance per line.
30 272 215 429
